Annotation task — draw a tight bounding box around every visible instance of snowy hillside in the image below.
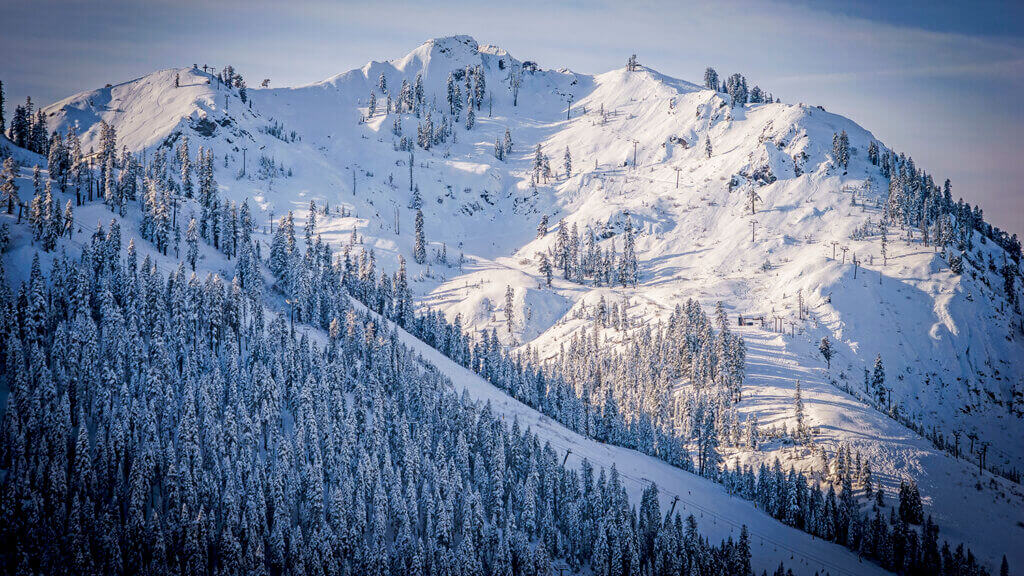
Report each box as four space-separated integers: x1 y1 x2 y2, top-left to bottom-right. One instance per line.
24 35 1024 573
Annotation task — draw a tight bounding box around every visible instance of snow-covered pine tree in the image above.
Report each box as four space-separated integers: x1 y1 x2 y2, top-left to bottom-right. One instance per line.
868 140 879 165
413 208 426 264
726 73 748 106
746 186 761 215
503 128 513 156
620 217 638 287
872 354 887 406
881 220 889 265
794 380 806 440
417 112 433 150
819 336 834 369
1 156 19 214
179 135 192 197
538 252 552 286
704 67 719 91
30 109 48 155
305 199 317 247
505 285 515 335
839 130 850 168
832 131 850 169
185 217 199 270
414 73 424 115
409 184 422 209
898 481 924 524
473 65 485 110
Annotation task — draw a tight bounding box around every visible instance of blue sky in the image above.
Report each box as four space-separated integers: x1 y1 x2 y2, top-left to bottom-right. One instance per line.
3 0 1022 236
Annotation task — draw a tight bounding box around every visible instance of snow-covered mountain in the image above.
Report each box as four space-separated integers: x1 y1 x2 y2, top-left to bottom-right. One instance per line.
22 35 1024 572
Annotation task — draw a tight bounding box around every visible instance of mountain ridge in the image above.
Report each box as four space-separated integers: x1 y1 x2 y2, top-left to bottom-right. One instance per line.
25 34 1024 571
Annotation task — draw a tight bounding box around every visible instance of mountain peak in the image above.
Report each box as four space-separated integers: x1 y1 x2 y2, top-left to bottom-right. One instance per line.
390 34 486 74
423 34 479 51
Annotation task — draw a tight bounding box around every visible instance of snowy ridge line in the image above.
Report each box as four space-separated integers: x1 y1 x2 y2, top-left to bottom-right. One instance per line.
352 300 890 576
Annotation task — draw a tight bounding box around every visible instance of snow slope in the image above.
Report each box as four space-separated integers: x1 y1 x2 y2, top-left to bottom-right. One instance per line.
37 35 1024 571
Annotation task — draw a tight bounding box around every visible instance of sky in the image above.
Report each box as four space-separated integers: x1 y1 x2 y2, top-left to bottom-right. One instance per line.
3 0 1023 236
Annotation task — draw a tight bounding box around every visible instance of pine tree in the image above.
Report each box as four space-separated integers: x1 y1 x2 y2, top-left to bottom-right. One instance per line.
833 131 850 169
1 156 19 214
269 213 294 281
867 141 879 165
898 481 924 524
413 209 426 264
794 380 806 440
705 136 713 159
538 253 552 286
62 200 73 238
564 147 572 179
417 112 433 150
537 214 548 238
840 131 850 168
30 109 48 155
28 165 45 237
473 66 485 110
179 135 192 197
872 354 887 407
446 73 460 118
305 199 317 247
18 97 34 148
504 285 515 335
726 73 748 106
9 101 29 148
747 187 761 215
186 218 199 270
819 337 833 369
704 68 719 91
41 185 56 251
880 221 889 266
620 217 638 287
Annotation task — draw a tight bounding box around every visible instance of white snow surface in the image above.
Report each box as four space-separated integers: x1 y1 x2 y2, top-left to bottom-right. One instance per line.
34 35 1024 572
